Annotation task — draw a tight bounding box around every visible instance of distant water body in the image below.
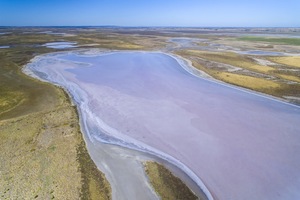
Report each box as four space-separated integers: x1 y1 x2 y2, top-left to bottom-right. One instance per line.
237 50 285 56
0 45 10 49
26 50 300 200
42 42 77 49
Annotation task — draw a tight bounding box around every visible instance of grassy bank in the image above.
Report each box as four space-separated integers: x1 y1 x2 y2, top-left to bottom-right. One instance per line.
0 31 111 199
144 162 200 200
238 36 300 46
0 85 111 199
268 56 300 68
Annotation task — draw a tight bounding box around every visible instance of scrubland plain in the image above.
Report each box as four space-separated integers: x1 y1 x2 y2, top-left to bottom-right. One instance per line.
1 27 300 199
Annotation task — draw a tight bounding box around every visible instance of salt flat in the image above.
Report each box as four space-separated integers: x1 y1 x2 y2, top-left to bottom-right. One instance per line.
42 42 77 49
26 50 300 200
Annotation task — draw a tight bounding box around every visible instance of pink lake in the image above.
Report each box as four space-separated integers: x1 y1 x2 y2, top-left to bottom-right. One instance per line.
27 51 300 200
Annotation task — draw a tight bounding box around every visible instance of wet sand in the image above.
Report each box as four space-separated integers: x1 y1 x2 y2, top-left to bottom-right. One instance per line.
25 50 300 200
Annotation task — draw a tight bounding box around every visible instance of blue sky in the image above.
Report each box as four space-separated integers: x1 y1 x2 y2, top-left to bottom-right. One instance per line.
0 0 299 27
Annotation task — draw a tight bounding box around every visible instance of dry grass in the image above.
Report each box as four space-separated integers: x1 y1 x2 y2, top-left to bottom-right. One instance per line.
215 72 280 91
77 37 144 50
238 36 300 46
278 74 300 83
144 162 199 200
0 31 112 199
0 91 25 115
0 88 111 200
268 56 300 68
0 89 81 199
74 33 167 50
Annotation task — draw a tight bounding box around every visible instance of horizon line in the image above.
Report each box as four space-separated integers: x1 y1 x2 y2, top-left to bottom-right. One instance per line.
0 25 300 29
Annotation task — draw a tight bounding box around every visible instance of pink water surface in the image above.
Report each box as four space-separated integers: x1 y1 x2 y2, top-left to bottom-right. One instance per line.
29 51 300 200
